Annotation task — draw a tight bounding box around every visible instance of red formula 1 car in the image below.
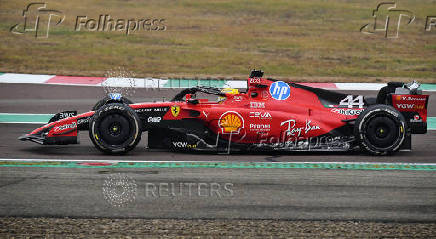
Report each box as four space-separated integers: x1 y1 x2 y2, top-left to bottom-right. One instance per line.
19 70 429 155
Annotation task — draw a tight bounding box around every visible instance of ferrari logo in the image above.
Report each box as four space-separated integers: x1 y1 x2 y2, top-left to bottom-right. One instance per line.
171 105 180 117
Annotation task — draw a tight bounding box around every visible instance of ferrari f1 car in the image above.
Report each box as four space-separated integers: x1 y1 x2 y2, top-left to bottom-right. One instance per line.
19 70 429 155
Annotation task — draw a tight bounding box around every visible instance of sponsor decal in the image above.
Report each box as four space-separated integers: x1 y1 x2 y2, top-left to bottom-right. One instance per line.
396 104 424 110
410 114 422 123
77 117 89 125
147 117 161 123
269 81 290 100
249 78 261 84
401 96 427 101
135 107 168 113
249 111 272 119
250 102 265 109
218 111 244 134
59 112 76 119
54 121 77 132
396 104 414 109
171 105 180 117
331 108 364 116
233 95 243 102
280 119 320 137
153 107 168 112
172 141 197 148
249 124 271 132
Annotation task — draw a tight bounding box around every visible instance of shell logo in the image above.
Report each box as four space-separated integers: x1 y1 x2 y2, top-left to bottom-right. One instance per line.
218 111 244 134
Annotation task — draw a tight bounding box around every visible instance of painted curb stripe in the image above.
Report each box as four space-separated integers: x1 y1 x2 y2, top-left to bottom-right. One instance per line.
422 84 436 91
299 82 337 88
0 160 436 171
0 113 52 123
164 79 227 88
335 83 386 91
46 76 106 85
428 117 436 130
104 77 169 88
0 73 54 84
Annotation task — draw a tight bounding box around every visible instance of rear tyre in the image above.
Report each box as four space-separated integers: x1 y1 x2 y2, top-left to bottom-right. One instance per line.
89 103 141 154
92 96 133 111
354 105 406 156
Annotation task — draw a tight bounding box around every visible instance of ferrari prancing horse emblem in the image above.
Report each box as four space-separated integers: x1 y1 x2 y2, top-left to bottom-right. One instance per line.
171 105 180 117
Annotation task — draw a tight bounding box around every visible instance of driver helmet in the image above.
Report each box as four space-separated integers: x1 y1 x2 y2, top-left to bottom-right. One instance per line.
218 88 239 102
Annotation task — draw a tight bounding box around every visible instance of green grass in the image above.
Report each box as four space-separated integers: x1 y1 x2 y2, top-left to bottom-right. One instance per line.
0 0 435 82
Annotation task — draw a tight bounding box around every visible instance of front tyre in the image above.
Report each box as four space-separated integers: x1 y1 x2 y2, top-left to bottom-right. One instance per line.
354 105 407 156
92 96 133 111
89 103 141 154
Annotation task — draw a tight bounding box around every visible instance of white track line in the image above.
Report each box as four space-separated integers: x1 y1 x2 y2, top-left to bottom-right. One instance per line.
0 158 435 166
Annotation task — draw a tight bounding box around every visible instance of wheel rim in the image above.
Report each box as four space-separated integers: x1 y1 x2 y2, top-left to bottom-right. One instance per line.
98 114 132 146
364 116 399 149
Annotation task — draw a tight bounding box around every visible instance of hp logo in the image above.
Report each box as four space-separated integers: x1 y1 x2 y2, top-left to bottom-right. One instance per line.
269 81 290 100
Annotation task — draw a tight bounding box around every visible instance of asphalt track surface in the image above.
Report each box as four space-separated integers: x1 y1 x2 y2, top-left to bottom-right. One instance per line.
0 83 436 222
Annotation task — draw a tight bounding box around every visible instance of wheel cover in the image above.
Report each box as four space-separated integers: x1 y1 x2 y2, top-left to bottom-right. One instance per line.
364 115 400 149
98 114 132 146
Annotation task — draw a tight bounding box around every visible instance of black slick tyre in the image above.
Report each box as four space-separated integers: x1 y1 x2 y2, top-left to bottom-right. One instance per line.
92 96 133 111
89 103 141 154
354 104 406 155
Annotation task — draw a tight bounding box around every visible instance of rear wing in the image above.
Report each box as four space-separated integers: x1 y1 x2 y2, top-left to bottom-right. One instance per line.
391 94 429 134
380 81 429 134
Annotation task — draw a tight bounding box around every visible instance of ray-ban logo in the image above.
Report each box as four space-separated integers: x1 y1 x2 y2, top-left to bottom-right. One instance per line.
10 2 65 38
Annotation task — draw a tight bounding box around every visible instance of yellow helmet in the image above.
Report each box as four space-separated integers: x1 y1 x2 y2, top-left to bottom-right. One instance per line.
218 88 239 102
